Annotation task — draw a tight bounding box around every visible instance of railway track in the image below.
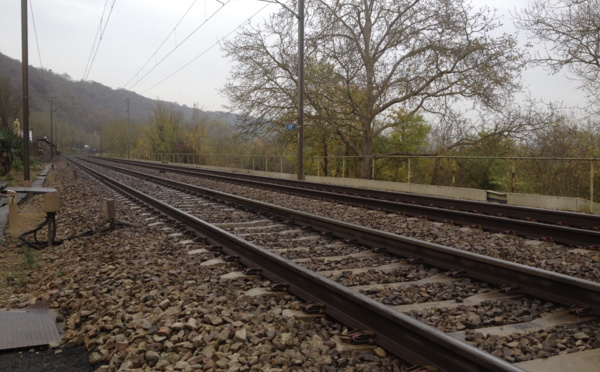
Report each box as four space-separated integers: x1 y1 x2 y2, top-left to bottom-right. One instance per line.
68 156 600 372
90 157 600 248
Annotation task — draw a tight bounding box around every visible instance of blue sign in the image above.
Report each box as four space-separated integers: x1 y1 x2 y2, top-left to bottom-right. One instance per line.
286 124 296 130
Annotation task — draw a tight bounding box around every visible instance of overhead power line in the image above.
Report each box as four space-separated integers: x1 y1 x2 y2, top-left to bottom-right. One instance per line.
140 3 271 94
81 0 118 82
29 1 45 76
88 1 270 118
123 0 199 89
124 0 230 91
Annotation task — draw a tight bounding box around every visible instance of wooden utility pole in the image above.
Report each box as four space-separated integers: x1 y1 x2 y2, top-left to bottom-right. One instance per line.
21 0 30 180
297 0 305 180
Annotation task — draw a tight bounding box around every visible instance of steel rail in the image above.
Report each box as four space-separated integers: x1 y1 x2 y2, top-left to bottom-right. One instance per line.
79 157 600 314
94 157 600 243
67 156 527 372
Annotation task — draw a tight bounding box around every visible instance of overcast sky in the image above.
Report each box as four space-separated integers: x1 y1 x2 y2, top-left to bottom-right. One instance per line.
0 0 587 113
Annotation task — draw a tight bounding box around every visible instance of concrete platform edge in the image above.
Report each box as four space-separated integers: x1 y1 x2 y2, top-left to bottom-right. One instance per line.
0 165 52 244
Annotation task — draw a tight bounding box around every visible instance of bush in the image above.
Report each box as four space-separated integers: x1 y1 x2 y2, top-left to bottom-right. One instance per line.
11 157 23 171
22 247 38 269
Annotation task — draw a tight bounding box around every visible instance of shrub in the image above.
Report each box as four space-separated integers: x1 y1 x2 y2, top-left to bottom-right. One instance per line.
11 157 23 171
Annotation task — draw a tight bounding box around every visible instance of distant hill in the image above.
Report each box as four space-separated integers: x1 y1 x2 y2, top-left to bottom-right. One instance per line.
0 52 240 141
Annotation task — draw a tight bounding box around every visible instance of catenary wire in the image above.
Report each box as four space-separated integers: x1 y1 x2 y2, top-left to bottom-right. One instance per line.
81 0 110 81
125 0 230 91
82 0 118 82
122 0 199 89
29 0 49 91
140 2 271 94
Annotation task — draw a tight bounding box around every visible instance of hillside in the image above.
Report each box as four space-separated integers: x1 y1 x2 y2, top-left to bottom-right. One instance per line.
0 52 238 146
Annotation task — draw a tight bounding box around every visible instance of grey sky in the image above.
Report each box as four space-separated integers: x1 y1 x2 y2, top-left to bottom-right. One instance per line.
0 0 587 113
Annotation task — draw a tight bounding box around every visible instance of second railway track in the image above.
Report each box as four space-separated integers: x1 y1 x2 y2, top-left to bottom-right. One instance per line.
96 156 600 248
69 156 600 372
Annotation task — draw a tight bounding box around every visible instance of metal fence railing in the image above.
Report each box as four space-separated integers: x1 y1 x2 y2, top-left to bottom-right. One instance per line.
105 152 598 204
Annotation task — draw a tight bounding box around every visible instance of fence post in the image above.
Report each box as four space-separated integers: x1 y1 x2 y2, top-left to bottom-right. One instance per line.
372 157 375 179
452 158 456 187
408 158 411 183
591 161 595 214
511 161 516 193
342 158 346 178
252 157 255 171
317 158 320 177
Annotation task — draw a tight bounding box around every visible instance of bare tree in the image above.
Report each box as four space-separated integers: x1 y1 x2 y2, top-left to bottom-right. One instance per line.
223 0 524 178
514 0 600 108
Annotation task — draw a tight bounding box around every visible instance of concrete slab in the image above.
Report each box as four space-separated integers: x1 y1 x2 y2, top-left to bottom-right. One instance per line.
237 229 305 238
331 335 376 353
514 348 600 372
199 258 226 267
187 248 209 255
392 291 522 313
289 235 322 242
293 251 378 263
447 311 596 341
243 287 287 297
569 248 594 255
0 165 51 244
220 271 261 280
351 274 460 293
318 262 410 276
282 309 325 321
524 240 545 247
5 187 57 194
271 247 311 254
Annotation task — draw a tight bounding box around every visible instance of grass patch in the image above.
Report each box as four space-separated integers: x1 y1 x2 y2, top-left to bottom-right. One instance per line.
4 271 15 286
3 272 28 288
22 247 38 269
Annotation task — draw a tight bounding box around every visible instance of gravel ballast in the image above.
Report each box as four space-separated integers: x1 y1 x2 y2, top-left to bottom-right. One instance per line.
0 161 405 371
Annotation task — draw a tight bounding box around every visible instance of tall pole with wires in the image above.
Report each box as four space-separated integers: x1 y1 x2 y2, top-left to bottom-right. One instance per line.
259 0 305 180
127 98 130 159
297 0 304 180
21 0 30 180
50 96 57 160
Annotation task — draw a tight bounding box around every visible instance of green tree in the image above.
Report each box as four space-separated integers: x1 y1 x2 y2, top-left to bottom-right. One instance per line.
143 102 183 154
520 116 600 198
102 120 136 157
0 76 21 129
0 127 23 175
179 104 210 156
450 132 517 190
223 0 524 178
373 110 431 181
